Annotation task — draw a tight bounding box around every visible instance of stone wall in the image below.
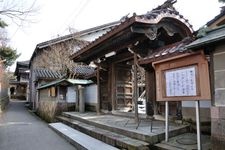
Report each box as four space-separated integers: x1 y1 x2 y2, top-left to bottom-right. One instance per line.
37 100 75 122
211 107 225 149
211 45 225 149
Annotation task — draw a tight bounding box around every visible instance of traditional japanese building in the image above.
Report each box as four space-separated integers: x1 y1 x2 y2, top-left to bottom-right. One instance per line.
10 60 29 100
71 0 195 119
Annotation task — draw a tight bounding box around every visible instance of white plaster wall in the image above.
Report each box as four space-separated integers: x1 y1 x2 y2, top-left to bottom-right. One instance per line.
84 84 97 104
66 86 76 103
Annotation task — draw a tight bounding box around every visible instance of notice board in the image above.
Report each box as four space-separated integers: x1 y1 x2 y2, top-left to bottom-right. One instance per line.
154 52 211 101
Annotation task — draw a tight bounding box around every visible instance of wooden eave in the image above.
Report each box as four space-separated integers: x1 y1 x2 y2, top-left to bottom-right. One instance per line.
70 16 137 62
71 6 194 63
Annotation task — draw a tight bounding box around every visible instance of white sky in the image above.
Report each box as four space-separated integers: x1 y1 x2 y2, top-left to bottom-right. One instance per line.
3 0 223 71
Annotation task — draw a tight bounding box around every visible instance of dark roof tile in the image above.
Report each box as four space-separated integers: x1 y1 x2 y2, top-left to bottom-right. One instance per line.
34 68 62 79
139 37 193 64
69 65 95 78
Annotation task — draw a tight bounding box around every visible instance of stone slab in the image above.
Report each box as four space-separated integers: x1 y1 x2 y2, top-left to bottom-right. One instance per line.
49 122 119 150
57 115 150 150
62 112 189 144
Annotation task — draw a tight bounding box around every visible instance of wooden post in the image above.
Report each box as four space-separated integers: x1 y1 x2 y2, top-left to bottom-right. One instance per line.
165 101 169 142
133 53 139 123
111 63 116 111
96 65 100 114
195 100 202 150
78 85 85 113
75 86 79 111
145 69 156 116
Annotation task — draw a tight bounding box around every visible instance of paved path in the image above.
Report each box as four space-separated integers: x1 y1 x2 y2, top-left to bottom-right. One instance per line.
0 100 76 150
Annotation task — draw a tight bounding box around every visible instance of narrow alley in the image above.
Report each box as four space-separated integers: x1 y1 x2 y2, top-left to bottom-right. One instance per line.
0 100 76 150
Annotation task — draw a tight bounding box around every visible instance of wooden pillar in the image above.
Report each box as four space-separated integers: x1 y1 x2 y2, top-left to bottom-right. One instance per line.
78 85 85 113
57 86 60 101
145 69 156 116
133 53 139 123
75 86 79 111
111 63 116 111
96 65 100 114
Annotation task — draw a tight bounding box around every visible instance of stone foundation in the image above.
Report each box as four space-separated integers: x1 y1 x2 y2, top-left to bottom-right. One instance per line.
182 107 211 122
211 106 225 149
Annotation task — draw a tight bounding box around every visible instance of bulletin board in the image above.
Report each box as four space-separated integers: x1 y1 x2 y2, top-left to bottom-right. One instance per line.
154 51 211 101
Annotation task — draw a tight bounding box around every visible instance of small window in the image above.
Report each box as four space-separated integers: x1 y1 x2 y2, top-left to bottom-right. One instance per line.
48 87 56 97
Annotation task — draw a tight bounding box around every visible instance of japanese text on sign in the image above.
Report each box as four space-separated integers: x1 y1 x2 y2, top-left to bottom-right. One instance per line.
165 66 197 97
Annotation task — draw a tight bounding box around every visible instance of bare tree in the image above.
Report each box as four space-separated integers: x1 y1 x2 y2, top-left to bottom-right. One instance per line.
0 0 38 26
35 38 88 75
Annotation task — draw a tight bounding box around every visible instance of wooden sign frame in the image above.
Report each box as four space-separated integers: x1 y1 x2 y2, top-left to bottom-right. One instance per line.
153 51 211 101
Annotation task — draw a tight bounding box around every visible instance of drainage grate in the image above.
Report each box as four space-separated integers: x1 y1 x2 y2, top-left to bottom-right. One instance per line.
176 138 197 145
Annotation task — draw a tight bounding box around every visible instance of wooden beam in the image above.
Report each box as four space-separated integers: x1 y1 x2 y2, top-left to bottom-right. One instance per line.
107 52 133 64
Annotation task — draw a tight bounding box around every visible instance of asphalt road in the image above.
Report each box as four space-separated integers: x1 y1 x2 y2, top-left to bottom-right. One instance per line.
0 100 76 150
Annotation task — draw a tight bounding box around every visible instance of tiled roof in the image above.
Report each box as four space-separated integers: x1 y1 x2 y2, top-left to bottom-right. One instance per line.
17 60 30 66
68 65 95 78
37 79 93 90
139 37 193 65
14 60 30 76
36 21 120 49
207 8 225 27
71 0 193 61
30 20 120 67
186 25 225 49
34 68 62 79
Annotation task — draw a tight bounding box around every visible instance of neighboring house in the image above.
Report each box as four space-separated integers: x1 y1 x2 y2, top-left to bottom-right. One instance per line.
32 68 62 109
10 60 29 100
29 21 120 111
0 60 9 112
37 79 93 122
206 6 225 29
186 8 225 149
71 0 195 119
36 65 95 122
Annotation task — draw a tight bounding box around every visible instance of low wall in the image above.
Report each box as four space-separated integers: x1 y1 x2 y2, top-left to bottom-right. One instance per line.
85 103 97 112
0 96 9 113
37 100 75 122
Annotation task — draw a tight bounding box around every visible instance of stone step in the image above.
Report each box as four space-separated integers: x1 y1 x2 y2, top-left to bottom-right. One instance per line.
61 112 189 144
49 122 120 150
56 115 150 150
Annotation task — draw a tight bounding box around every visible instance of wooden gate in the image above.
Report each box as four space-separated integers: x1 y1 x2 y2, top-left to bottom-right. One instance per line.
115 64 133 112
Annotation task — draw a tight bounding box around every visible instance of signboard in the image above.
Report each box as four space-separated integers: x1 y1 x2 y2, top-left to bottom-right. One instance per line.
154 52 211 101
165 66 197 97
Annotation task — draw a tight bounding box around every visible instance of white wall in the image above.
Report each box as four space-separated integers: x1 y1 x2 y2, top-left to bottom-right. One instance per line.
66 86 76 103
78 30 111 42
182 100 211 108
84 84 97 104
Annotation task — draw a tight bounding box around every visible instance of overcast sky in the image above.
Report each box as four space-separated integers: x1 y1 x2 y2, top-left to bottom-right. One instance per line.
3 0 223 71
